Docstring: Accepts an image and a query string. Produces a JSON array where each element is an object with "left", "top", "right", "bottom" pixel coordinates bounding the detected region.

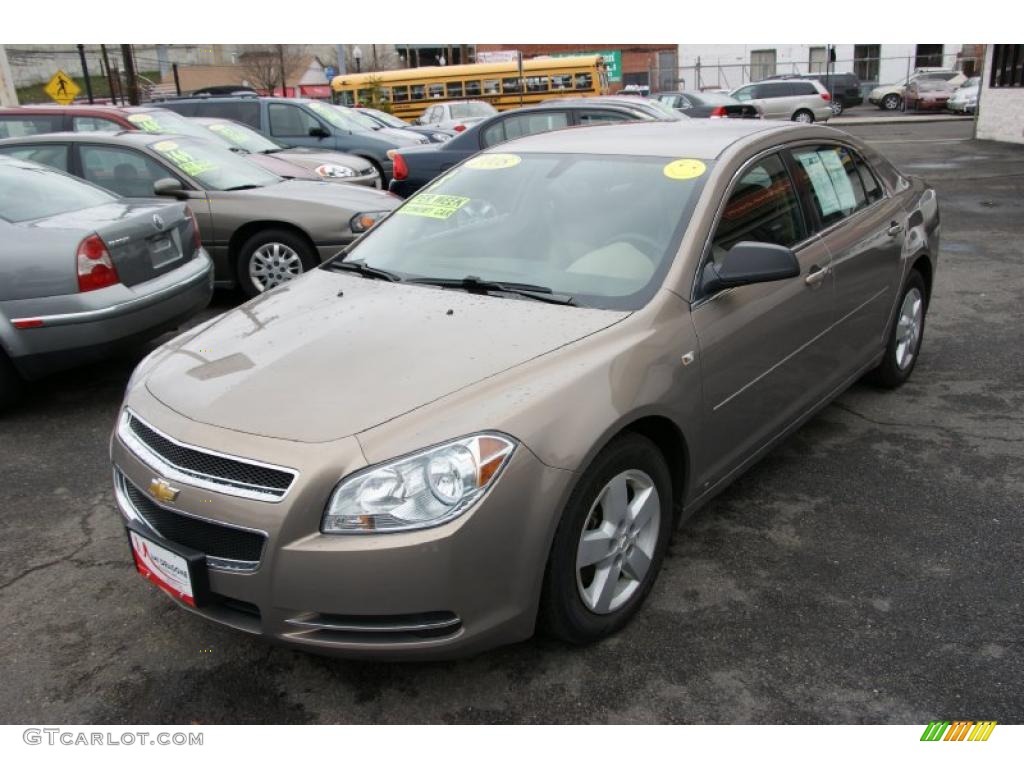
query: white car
[
  {"left": 869, "top": 69, "right": 967, "bottom": 110},
  {"left": 947, "top": 76, "right": 980, "bottom": 114}
]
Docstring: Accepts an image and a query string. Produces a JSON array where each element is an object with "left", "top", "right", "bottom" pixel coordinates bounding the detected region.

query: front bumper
[
  {"left": 109, "top": 392, "right": 575, "bottom": 659},
  {"left": 5, "top": 250, "right": 213, "bottom": 380}
]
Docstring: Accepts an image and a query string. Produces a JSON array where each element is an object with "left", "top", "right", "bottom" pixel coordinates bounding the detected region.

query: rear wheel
[
  {"left": 236, "top": 228, "right": 317, "bottom": 298},
  {"left": 793, "top": 109, "right": 815, "bottom": 123},
  {"left": 541, "top": 433, "right": 673, "bottom": 644},
  {"left": 831, "top": 100, "right": 844, "bottom": 117},
  {"left": 0, "top": 351, "right": 24, "bottom": 413},
  {"left": 882, "top": 93, "right": 902, "bottom": 111},
  {"left": 867, "top": 271, "right": 928, "bottom": 389}
]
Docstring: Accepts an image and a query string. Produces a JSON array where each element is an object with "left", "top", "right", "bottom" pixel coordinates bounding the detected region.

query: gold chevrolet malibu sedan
[{"left": 111, "top": 120, "right": 938, "bottom": 659}]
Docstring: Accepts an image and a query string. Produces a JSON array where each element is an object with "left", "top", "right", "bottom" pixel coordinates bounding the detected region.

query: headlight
[
  {"left": 316, "top": 163, "right": 356, "bottom": 179},
  {"left": 350, "top": 210, "right": 389, "bottom": 233},
  {"left": 322, "top": 433, "right": 516, "bottom": 533},
  {"left": 431, "top": 132, "right": 450, "bottom": 142}
]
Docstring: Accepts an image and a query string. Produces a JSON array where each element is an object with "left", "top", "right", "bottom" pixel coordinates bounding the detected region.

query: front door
[{"left": 690, "top": 152, "right": 838, "bottom": 491}]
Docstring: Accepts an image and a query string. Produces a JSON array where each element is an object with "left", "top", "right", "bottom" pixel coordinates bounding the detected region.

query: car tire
[
  {"left": 882, "top": 93, "right": 902, "bottom": 111},
  {"left": 793, "top": 109, "right": 815, "bottom": 123},
  {"left": 236, "top": 228, "right": 317, "bottom": 298},
  {"left": 866, "top": 271, "right": 928, "bottom": 389},
  {"left": 831, "top": 100, "right": 844, "bottom": 117},
  {"left": 0, "top": 350, "right": 24, "bottom": 413},
  {"left": 540, "top": 433, "right": 673, "bottom": 645}
]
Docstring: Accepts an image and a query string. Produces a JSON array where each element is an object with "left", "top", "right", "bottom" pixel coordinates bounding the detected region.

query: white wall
[{"left": 976, "top": 48, "right": 1024, "bottom": 145}]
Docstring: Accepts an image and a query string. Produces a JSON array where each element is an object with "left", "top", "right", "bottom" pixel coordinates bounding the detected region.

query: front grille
[
  {"left": 122, "top": 474, "right": 266, "bottom": 566},
  {"left": 122, "top": 411, "right": 296, "bottom": 501}
]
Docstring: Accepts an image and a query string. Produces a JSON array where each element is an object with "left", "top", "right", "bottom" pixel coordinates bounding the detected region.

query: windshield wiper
[
  {"left": 407, "top": 275, "right": 574, "bottom": 305},
  {"left": 327, "top": 259, "right": 401, "bottom": 282},
  {"left": 222, "top": 183, "right": 263, "bottom": 191}
]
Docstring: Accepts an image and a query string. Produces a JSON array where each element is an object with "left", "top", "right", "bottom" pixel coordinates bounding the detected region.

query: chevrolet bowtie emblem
[{"left": 148, "top": 478, "right": 180, "bottom": 503}]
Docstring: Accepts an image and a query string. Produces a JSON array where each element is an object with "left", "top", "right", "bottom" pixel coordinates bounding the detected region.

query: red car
[
  {"left": 904, "top": 80, "right": 956, "bottom": 111},
  {"left": 0, "top": 104, "right": 196, "bottom": 137}
]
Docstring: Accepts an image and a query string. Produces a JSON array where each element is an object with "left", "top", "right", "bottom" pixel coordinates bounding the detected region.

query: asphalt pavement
[{"left": 1, "top": 120, "right": 1021, "bottom": 724}]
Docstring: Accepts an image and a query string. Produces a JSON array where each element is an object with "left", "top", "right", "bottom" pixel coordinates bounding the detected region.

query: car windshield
[
  {"left": 307, "top": 102, "right": 371, "bottom": 132},
  {"left": 343, "top": 152, "right": 711, "bottom": 310},
  {"left": 126, "top": 110, "right": 209, "bottom": 138},
  {"left": 449, "top": 102, "right": 496, "bottom": 119},
  {"left": 147, "top": 136, "right": 281, "bottom": 190},
  {"left": 202, "top": 120, "right": 280, "bottom": 153},
  {"left": 0, "top": 161, "right": 116, "bottom": 222}
]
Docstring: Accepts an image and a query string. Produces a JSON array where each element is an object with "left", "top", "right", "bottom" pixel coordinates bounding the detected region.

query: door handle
[
  {"left": 805, "top": 265, "right": 830, "bottom": 287},
  {"left": 887, "top": 222, "right": 905, "bottom": 237}
]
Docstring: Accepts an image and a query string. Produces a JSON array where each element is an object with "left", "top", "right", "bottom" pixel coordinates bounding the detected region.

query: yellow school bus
[{"left": 330, "top": 55, "right": 609, "bottom": 120}]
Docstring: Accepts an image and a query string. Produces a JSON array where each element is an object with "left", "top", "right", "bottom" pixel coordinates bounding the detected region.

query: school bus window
[
  {"left": 483, "top": 79, "right": 500, "bottom": 95},
  {"left": 410, "top": 84, "right": 425, "bottom": 100},
  {"left": 502, "top": 77, "right": 523, "bottom": 93},
  {"left": 526, "top": 76, "right": 549, "bottom": 93},
  {"left": 392, "top": 85, "right": 409, "bottom": 102},
  {"left": 465, "top": 80, "right": 482, "bottom": 97},
  {"left": 428, "top": 83, "right": 444, "bottom": 99},
  {"left": 446, "top": 82, "right": 464, "bottom": 98},
  {"left": 551, "top": 74, "right": 572, "bottom": 90},
  {"left": 575, "top": 72, "right": 593, "bottom": 90},
  {"left": 337, "top": 91, "right": 355, "bottom": 106}
]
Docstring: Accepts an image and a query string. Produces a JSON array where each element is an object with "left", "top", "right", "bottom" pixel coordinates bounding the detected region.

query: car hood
[
  {"left": 144, "top": 269, "right": 627, "bottom": 442},
  {"left": 275, "top": 148, "right": 374, "bottom": 172},
  {"left": 229, "top": 178, "right": 396, "bottom": 209},
  {"left": 375, "top": 127, "right": 429, "bottom": 146}
]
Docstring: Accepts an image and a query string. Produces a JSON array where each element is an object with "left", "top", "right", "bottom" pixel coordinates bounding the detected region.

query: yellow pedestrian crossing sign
[{"left": 45, "top": 70, "right": 80, "bottom": 105}]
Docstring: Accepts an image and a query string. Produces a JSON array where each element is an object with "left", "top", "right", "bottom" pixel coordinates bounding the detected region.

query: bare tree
[{"left": 240, "top": 45, "right": 307, "bottom": 94}]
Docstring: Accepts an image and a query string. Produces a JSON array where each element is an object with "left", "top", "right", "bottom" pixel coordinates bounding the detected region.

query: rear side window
[
  {"left": 710, "top": 153, "right": 806, "bottom": 260},
  {"left": 163, "top": 101, "right": 199, "bottom": 117},
  {"left": 481, "top": 111, "right": 569, "bottom": 147},
  {"left": 0, "top": 161, "right": 115, "bottom": 222},
  {"left": 576, "top": 110, "right": 631, "bottom": 125},
  {"left": 853, "top": 152, "right": 884, "bottom": 203},
  {"left": 196, "top": 100, "right": 260, "bottom": 128},
  {"left": 0, "top": 114, "right": 63, "bottom": 138},
  {"left": 0, "top": 143, "right": 70, "bottom": 172},
  {"left": 72, "top": 115, "right": 123, "bottom": 132},
  {"left": 790, "top": 145, "right": 870, "bottom": 227}
]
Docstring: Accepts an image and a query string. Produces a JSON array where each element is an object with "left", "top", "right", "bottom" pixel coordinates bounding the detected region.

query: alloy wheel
[
  {"left": 575, "top": 469, "right": 661, "bottom": 615},
  {"left": 895, "top": 287, "right": 924, "bottom": 370}
]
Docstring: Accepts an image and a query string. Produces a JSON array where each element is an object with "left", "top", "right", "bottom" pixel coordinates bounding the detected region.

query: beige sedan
[{"left": 111, "top": 120, "right": 939, "bottom": 658}]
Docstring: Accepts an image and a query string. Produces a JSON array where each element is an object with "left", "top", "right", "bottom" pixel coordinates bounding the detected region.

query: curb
[{"left": 830, "top": 114, "right": 974, "bottom": 126}]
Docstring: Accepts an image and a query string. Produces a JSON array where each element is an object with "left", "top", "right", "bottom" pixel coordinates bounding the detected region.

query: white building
[
  {"left": 676, "top": 44, "right": 978, "bottom": 92},
  {"left": 976, "top": 45, "right": 1024, "bottom": 145}
]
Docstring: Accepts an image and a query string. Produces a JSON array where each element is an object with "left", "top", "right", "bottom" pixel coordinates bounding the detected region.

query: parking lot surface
[{"left": 1, "top": 120, "right": 1021, "bottom": 724}]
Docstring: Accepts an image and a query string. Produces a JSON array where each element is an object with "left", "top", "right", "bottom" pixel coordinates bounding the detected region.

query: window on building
[
  {"left": 915, "top": 44, "right": 944, "bottom": 69},
  {"left": 853, "top": 44, "right": 881, "bottom": 83},
  {"left": 750, "top": 49, "right": 777, "bottom": 81},
  {"left": 990, "top": 44, "right": 1024, "bottom": 88},
  {"left": 808, "top": 47, "right": 827, "bottom": 74}
]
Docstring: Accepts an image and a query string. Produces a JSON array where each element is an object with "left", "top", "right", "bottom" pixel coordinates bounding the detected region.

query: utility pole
[
  {"left": 77, "top": 44, "right": 94, "bottom": 103},
  {"left": 100, "top": 44, "right": 116, "bottom": 103},
  {"left": 277, "top": 44, "right": 287, "bottom": 97},
  {"left": 121, "top": 44, "right": 139, "bottom": 105},
  {"left": 0, "top": 45, "right": 18, "bottom": 106}
]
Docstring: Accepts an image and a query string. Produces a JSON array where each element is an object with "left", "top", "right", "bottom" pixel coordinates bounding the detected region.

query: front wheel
[
  {"left": 236, "top": 228, "right": 317, "bottom": 298},
  {"left": 831, "top": 100, "right": 844, "bottom": 117},
  {"left": 882, "top": 93, "right": 902, "bottom": 111},
  {"left": 540, "top": 433, "right": 673, "bottom": 644},
  {"left": 0, "top": 350, "right": 24, "bottom": 413},
  {"left": 793, "top": 109, "right": 814, "bottom": 124},
  {"left": 866, "top": 271, "right": 928, "bottom": 389}
]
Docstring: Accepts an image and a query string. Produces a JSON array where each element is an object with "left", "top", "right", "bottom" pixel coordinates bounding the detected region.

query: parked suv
[
  {"left": 730, "top": 79, "right": 833, "bottom": 123},
  {"left": 157, "top": 97, "right": 427, "bottom": 182},
  {"left": 763, "top": 71, "right": 862, "bottom": 115}
]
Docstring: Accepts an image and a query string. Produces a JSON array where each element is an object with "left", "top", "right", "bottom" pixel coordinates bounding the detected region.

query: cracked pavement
[{"left": 1, "top": 120, "right": 1021, "bottom": 724}]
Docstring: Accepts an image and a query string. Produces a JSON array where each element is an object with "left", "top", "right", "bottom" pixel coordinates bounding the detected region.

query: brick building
[{"left": 474, "top": 44, "right": 678, "bottom": 93}]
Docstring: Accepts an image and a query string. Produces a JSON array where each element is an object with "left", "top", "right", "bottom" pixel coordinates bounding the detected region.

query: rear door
[
  {"left": 691, "top": 151, "right": 837, "bottom": 488},
  {"left": 786, "top": 143, "right": 906, "bottom": 373}
]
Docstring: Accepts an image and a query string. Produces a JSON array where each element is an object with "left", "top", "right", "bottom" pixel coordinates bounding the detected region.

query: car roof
[
  {"left": 491, "top": 119, "right": 795, "bottom": 160},
  {"left": 0, "top": 130, "right": 182, "bottom": 147},
  {"left": 0, "top": 104, "right": 169, "bottom": 116}
]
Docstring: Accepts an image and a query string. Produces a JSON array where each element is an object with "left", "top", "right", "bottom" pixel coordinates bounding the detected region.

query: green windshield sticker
[
  {"left": 398, "top": 194, "right": 470, "bottom": 220},
  {"left": 127, "top": 114, "right": 163, "bottom": 133},
  {"left": 152, "top": 143, "right": 216, "bottom": 178},
  {"left": 207, "top": 123, "right": 250, "bottom": 145},
  {"left": 465, "top": 153, "right": 521, "bottom": 170}
]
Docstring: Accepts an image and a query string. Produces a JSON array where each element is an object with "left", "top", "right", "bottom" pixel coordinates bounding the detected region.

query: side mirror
[
  {"left": 702, "top": 241, "right": 800, "bottom": 295},
  {"left": 309, "top": 126, "right": 330, "bottom": 138},
  {"left": 153, "top": 177, "right": 189, "bottom": 199}
]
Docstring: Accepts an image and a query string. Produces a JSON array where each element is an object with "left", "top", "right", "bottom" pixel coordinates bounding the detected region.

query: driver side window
[
  {"left": 269, "top": 104, "right": 322, "bottom": 137},
  {"left": 710, "top": 154, "right": 806, "bottom": 266}
]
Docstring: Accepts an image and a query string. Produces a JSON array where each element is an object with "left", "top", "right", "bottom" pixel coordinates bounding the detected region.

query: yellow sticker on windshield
[
  {"left": 153, "top": 140, "right": 178, "bottom": 152},
  {"left": 466, "top": 153, "right": 521, "bottom": 170},
  {"left": 663, "top": 159, "right": 706, "bottom": 180},
  {"left": 398, "top": 193, "right": 471, "bottom": 220},
  {"left": 128, "top": 114, "right": 162, "bottom": 133}
]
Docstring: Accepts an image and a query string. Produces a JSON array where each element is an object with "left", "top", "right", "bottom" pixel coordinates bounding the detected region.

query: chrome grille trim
[
  {"left": 113, "top": 468, "right": 265, "bottom": 573},
  {"left": 117, "top": 409, "right": 298, "bottom": 503}
]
